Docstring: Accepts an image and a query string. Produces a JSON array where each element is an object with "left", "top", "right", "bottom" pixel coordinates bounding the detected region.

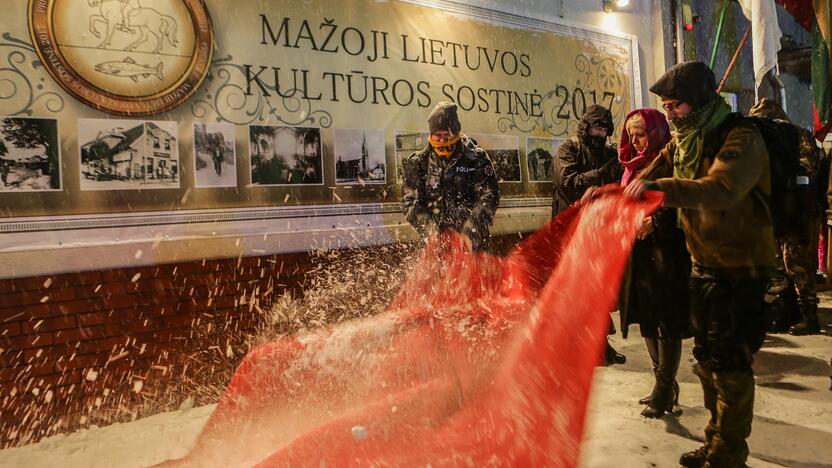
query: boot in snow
[
  {"left": 679, "top": 445, "right": 708, "bottom": 468},
  {"left": 789, "top": 302, "right": 821, "bottom": 335}
]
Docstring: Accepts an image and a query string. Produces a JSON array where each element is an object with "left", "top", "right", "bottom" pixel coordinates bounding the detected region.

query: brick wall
[
  {"left": 0, "top": 252, "right": 312, "bottom": 449},
  {"left": 0, "top": 232, "right": 525, "bottom": 449}
]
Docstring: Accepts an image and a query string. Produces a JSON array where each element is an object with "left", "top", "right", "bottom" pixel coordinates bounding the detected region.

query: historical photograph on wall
[
  {"left": 79, "top": 119, "right": 180, "bottom": 190},
  {"left": 526, "top": 137, "right": 560, "bottom": 183},
  {"left": 0, "top": 117, "right": 61, "bottom": 192},
  {"left": 468, "top": 133, "right": 521, "bottom": 182},
  {"left": 194, "top": 123, "right": 236, "bottom": 188},
  {"left": 249, "top": 125, "right": 323, "bottom": 186},
  {"left": 393, "top": 131, "right": 429, "bottom": 183},
  {"left": 334, "top": 128, "right": 386, "bottom": 185}
]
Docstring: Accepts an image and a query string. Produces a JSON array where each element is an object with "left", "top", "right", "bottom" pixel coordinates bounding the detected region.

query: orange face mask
[{"left": 429, "top": 133, "right": 461, "bottom": 157}]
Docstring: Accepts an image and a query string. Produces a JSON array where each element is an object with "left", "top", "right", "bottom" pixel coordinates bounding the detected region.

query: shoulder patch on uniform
[{"left": 484, "top": 165, "right": 494, "bottom": 177}]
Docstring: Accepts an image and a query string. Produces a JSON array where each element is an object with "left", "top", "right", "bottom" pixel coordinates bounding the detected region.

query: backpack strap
[{"left": 704, "top": 112, "right": 745, "bottom": 156}]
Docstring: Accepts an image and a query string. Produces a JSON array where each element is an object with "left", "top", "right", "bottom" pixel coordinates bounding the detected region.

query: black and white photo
[
  {"left": 468, "top": 133, "right": 521, "bottom": 182},
  {"left": 0, "top": 117, "right": 61, "bottom": 192},
  {"left": 249, "top": 125, "right": 323, "bottom": 186},
  {"left": 393, "top": 131, "right": 429, "bottom": 183},
  {"left": 334, "top": 128, "right": 386, "bottom": 185},
  {"left": 79, "top": 119, "right": 180, "bottom": 190},
  {"left": 194, "top": 123, "right": 236, "bottom": 188},
  {"left": 526, "top": 137, "right": 560, "bottom": 182}
]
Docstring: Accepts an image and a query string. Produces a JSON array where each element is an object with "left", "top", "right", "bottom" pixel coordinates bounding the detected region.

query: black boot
[
  {"left": 679, "top": 445, "right": 708, "bottom": 468},
  {"left": 603, "top": 340, "right": 626, "bottom": 366},
  {"left": 641, "top": 383, "right": 674, "bottom": 418},
  {"left": 640, "top": 337, "right": 660, "bottom": 404},
  {"left": 789, "top": 302, "right": 821, "bottom": 335},
  {"left": 769, "top": 283, "right": 800, "bottom": 333},
  {"left": 642, "top": 381, "right": 681, "bottom": 407}
]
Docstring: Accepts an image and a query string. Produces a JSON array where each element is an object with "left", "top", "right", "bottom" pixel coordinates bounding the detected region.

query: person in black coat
[
  {"left": 617, "top": 108, "right": 691, "bottom": 418},
  {"left": 402, "top": 101, "right": 500, "bottom": 252},
  {"left": 552, "top": 104, "right": 626, "bottom": 365},
  {"left": 551, "top": 104, "right": 623, "bottom": 217}
]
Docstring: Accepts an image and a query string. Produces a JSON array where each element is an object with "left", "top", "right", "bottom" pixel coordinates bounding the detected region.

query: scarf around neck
[
  {"left": 618, "top": 108, "right": 671, "bottom": 186},
  {"left": 671, "top": 97, "right": 732, "bottom": 180}
]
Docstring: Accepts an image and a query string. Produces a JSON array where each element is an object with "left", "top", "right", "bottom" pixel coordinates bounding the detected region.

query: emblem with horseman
[
  {"left": 88, "top": 0, "right": 180, "bottom": 54},
  {"left": 30, "top": 0, "right": 213, "bottom": 115}
]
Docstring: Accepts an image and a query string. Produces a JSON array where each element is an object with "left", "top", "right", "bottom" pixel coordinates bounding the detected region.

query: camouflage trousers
[{"left": 771, "top": 220, "right": 820, "bottom": 306}]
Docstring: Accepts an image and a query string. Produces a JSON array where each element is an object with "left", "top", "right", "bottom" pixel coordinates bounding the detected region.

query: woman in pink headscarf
[{"left": 618, "top": 108, "right": 692, "bottom": 418}]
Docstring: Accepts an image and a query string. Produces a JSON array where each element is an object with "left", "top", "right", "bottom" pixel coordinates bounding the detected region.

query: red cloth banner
[{"left": 164, "top": 189, "right": 662, "bottom": 467}]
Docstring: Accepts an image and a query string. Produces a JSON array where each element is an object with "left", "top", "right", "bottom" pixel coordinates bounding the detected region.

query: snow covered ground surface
[{"left": 1, "top": 309, "right": 830, "bottom": 467}]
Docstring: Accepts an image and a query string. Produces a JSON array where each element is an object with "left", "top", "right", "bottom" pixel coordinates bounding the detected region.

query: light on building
[{"left": 602, "top": 0, "right": 631, "bottom": 13}]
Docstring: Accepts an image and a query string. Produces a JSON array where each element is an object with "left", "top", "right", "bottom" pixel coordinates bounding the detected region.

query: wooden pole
[{"left": 716, "top": 25, "right": 751, "bottom": 94}]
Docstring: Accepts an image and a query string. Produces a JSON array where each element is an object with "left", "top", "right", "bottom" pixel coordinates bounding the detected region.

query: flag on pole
[
  {"left": 811, "top": 0, "right": 832, "bottom": 141},
  {"left": 738, "top": 0, "right": 784, "bottom": 90}
]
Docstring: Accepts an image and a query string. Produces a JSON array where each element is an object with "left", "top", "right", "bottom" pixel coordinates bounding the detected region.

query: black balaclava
[{"left": 577, "top": 104, "right": 614, "bottom": 149}]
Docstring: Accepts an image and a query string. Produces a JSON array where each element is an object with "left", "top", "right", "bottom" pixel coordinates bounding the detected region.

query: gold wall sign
[
  {"left": 2, "top": 0, "right": 639, "bottom": 218},
  {"left": 28, "top": 0, "right": 213, "bottom": 116}
]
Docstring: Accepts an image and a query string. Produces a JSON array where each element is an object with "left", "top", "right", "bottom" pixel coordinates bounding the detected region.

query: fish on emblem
[{"left": 94, "top": 57, "right": 164, "bottom": 82}]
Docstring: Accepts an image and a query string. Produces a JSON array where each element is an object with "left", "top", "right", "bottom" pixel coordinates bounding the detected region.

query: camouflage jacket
[{"left": 401, "top": 135, "right": 500, "bottom": 251}]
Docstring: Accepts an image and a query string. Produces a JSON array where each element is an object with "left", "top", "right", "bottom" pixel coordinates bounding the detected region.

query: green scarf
[{"left": 671, "top": 97, "right": 733, "bottom": 180}]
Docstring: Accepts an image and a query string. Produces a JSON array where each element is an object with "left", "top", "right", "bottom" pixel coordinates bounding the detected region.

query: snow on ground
[
  {"left": 0, "top": 405, "right": 214, "bottom": 468},
  {"left": 1, "top": 316, "right": 830, "bottom": 467}
]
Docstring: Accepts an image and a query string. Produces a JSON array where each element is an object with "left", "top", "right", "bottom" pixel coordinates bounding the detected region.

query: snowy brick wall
[
  {"left": 0, "top": 253, "right": 310, "bottom": 449},
  {"left": 0, "top": 232, "right": 524, "bottom": 449}
]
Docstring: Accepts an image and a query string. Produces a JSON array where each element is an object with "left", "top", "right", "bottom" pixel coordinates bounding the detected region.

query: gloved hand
[
  {"left": 601, "top": 158, "right": 622, "bottom": 179},
  {"left": 580, "top": 186, "right": 601, "bottom": 205},
  {"left": 623, "top": 179, "right": 659, "bottom": 199},
  {"left": 461, "top": 218, "right": 479, "bottom": 250},
  {"left": 414, "top": 212, "right": 438, "bottom": 238}
]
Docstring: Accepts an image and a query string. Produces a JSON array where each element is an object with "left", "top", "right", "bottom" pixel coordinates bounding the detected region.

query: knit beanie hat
[{"left": 428, "top": 101, "right": 461, "bottom": 135}]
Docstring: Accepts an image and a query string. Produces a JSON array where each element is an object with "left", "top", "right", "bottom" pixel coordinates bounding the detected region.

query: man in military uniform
[
  {"left": 749, "top": 98, "right": 824, "bottom": 335},
  {"left": 401, "top": 101, "right": 500, "bottom": 252}
]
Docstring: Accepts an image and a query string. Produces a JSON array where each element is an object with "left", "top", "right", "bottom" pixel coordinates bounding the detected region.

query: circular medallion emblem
[{"left": 29, "top": 0, "right": 213, "bottom": 116}]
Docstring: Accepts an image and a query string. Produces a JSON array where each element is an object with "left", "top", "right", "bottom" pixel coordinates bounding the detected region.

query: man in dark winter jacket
[
  {"left": 551, "top": 104, "right": 623, "bottom": 216},
  {"left": 551, "top": 104, "right": 626, "bottom": 366},
  {"left": 626, "top": 61, "right": 776, "bottom": 468},
  {"left": 401, "top": 101, "right": 500, "bottom": 252}
]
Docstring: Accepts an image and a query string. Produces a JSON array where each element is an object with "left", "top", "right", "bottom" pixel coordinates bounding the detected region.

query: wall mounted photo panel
[
  {"left": 0, "top": 116, "right": 61, "bottom": 192},
  {"left": 249, "top": 125, "right": 323, "bottom": 186},
  {"left": 79, "top": 119, "right": 180, "bottom": 190},
  {"left": 393, "top": 131, "right": 429, "bottom": 183},
  {"left": 334, "top": 128, "right": 386, "bottom": 185},
  {"left": 526, "top": 136, "right": 560, "bottom": 182},
  {"left": 194, "top": 123, "right": 236, "bottom": 188},
  {"left": 467, "top": 133, "right": 521, "bottom": 183}
]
